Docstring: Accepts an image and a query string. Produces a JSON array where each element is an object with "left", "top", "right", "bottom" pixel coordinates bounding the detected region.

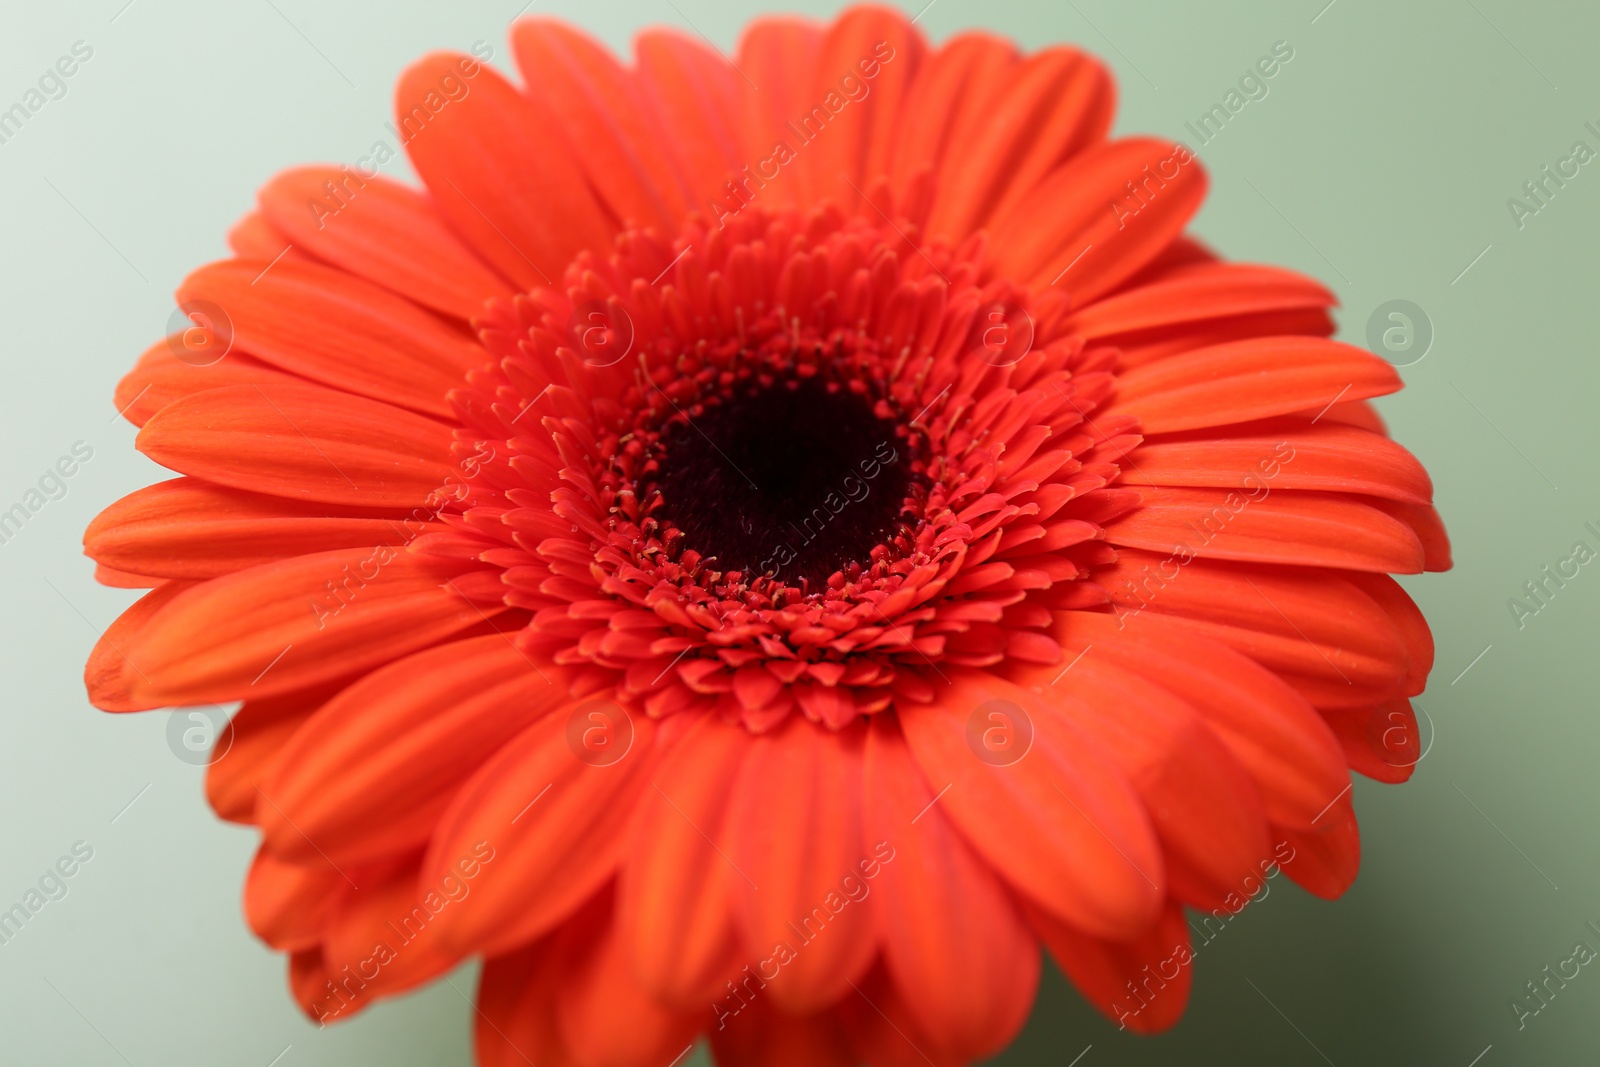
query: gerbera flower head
[{"left": 84, "top": 6, "right": 1448, "bottom": 1065}]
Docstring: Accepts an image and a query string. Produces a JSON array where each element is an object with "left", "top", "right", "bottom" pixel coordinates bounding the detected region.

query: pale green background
[{"left": 1, "top": 0, "right": 1594, "bottom": 1063}]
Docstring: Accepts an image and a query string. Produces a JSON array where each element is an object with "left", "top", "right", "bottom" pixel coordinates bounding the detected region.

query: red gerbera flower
[{"left": 84, "top": 6, "right": 1449, "bottom": 1065}]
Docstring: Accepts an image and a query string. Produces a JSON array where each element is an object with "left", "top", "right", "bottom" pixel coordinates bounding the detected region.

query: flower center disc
[{"left": 654, "top": 376, "right": 913, "bottom": 587}]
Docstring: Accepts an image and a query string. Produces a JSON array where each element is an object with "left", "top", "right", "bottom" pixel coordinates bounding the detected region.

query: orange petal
[
  {"left": 618, "top": 712, "right": 744, "bottom": 1008},
  {"left": 85, "top": 477, "right": 425, "bottom": 581},
  {"left": 122, "top": 549, "right": 492, "bottom": 705},
  {"left": 512, "top": 20, "right": 688, "bottom": 229},
  {"left": 1103, "top": 487, "right": 1426, "bottom": 573},
  {"left": 137, "top": 382, "right": 456, "bottom": 509},
  {"left": 399, "top": 52, "right": 612, "bottom": 289},
  {"left": 85, "top": 580, "right": 195, "bottom": 711},
  {"left": 113, "top": 337, "right": 302, "bottom": 428},
  {"left": 421, "top": 703, "right": 658, "bottom": 956},
  {"left": 258, "top": 167, "right": 515, "bottom": 321},
  {"left": 1104, "top": 336, "right": 1401, "bottom": 433},
  {"left": 244, "top": 847, "right": 342, "bottom": 952},
  {"left": 207, "top": 682, "right": 345, "bottom": 823},
  {"left": 261, "top": 635, "right": 558, "bottom": 866},
  {"left": 929, "top": 45, "right": 1112, "bottom": 241},
  {"left": 864, "top": 718, "right": 1038, "bottom": 1061},
  {"left": 1116, "top": 422, "right": 1433, "bottom": 505},
  {"left": 555, "top": 907, "right": 701, "bottom": 1067},
  {"left": 176, "top": 259, "right": 483, "bottom": 419},
  {"left": 1046, "top": 610, "right": 1348, "bottom": 832},
  {"left": 726, "top": 717, "right": 877, "bottom": 1013},
  {"left": 989, "top": 137, "right": 1204, "bottom": 300},
  {"left": 634, "top": 31, "right": 744, "bottom": 211},
  {"left": 897, "top": 669, "right": 1163, "bottom": 939}
]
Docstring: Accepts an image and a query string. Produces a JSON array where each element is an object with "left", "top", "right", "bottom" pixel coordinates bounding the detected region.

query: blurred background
[{"left": 1, "top": 0, "right": 1595, "bottom": 1063}]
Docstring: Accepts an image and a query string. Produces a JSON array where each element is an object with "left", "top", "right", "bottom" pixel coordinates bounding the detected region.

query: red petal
[
  {"left": 1372, "top": 498, "right": 1452, "bottom": 572},
  {"left": 288, "top": 949, "right": 332, "bottom": 1023},
  {"left": 889, "top": 33, "right": 1018, "bottom": 206},
  {"left": 834, "top": 962, "right": 960, "bottom": 1067},
  {"left": 319, "top": 859, "right": 465, "bottom": 1004},
  {"left": 634, "top": 32, "right": 744, "bottom": 212},
  {"left": 735, "top": 19, "right": 824, "bottom": 211},
  {"left": 1323, "top": 699, "right": 1420, "bottom": 784},
  {"left": 1065, "top": 262, "right": 1334, "bottom": 342},
  {"left": 1025, "top": 897, "right": 1194, "bottom": 1034},
  {"left": 711, "top": 995, "right": 855, "bottom": 1067},
  {"left": 1347, "top": 572, "right": 1436, "bottom": 695},
  {"left": 1311, "top": 398, "right": 1387, "bottom": 434},
  {"left": 1097, "top": 551, "right": 1412, "bottom": 703},
  {"left": 476, "top": 935, "right": 577, "bottom": 1067},
  {"left": 227, "top": 210, "right": 298, "bottom": 262},
  {"left": 1277, "top": 792, "right": 1361, "bottom": 899},
  {"left": 92, "top": 563, "right": 161, "bottom": 588},
  {"left": 1033, "top": 651, "right": 1272, "bottom": 910},
  {"left": 804, "top": 7, "right": 926, "bottom": 206}
]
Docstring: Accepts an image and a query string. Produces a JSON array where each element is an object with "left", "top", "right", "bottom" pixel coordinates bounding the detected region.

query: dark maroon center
[{"left": 654, "top": 376, "right": 912, "bottom": 587}]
